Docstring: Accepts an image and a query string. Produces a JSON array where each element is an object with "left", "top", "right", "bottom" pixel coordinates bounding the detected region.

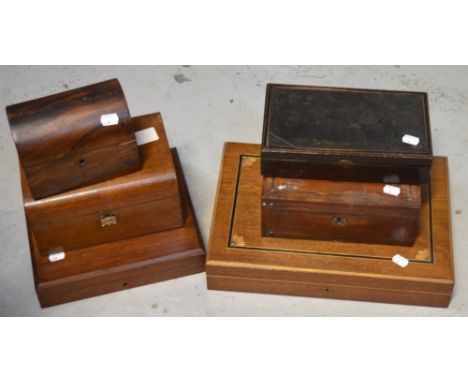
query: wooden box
[
  {"left": 27, "top": 149, "right": 205, "bottom": 308},
  {"left": 262, "top": 175, "right": 421, "bottom": 246},
  {"left": 22, "top": 113, "right": 183, "bottom": 257},
  {"left": 7, "top": 79, "right": 141, "bottom": 199},
  {"left": 207, "top": 143, "right": 454, "bottom": 307},
  {"left": 261, "top": 84, "right": 433, "bottom": 184}
]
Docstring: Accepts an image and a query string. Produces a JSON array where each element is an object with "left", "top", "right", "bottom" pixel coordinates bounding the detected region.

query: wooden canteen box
[
  {"left": 261, "top": 84, "right": 433, "bottom": 184},
  {"left": 206, "top": 143, "right": 454, "bottom": 308},
  {"left": 22, "top": 113, "right": 183, "bottom": 257},
  {"left": 261, "top": 175, "right": 421, "bottom": 246},
  {"left": 7, "top": 79, "right": 142, "bottom": 199}
]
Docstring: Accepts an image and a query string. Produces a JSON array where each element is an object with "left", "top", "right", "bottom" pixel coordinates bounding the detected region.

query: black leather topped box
[{"left": 261, "top": 84, "right": 433, "bottom": 184}]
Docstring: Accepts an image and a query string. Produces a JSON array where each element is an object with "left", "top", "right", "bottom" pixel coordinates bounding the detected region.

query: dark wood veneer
[{"left": 8, "top": 79, "right": 142, "bottom": 198}]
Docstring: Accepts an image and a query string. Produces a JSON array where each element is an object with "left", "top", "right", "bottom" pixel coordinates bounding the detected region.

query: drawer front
[
  {"left": 32, "top": 196, "right": 183, "bottom": 256},
  {"left": 262, "top": 206, "right": 419, "bottom": 246}
]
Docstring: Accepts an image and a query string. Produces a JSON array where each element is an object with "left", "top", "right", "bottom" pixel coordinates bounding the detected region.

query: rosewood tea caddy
[{"left": 7, "top": 79, "right": 141, "bottom": 199}]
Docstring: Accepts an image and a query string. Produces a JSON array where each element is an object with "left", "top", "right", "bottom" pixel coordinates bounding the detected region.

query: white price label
[
  {"left": 402, "top": 134, "right": 420, "bottom": 146},
  {"left": 135, "top": 127, "right": 159, "bottom": 146},
  {"left": 383, "top": 185, "right": 401, "bottom": 196},
  {"left": 100, "top": 113, "right": 119, "bottom": 127},
  {"left": 392, "top": 254, "right": 409, "bottom": 268},
  {"left": 48, "top": 251, "right": 65, "bottom": 262}
]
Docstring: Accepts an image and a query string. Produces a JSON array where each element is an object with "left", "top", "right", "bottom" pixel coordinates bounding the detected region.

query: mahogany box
[
  {"left": 261, "top": 84, "right": 433, "bottom": 184},
  {"left": 261, "top": 175, "right": 421, "bottom": 246},
  {"left": 27, "top": 149, "right": 205, "bottom": 308},
  {"left": 7, "top": 79, "right": 142, "bottom": 199},
  {"left": 206, "top": 143, "right": 454, "bottom": 307},
  {"left": 22, "top": 112, "right": 183, "bottom": 258}
]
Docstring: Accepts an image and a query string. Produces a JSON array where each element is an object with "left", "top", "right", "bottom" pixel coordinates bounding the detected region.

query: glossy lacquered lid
[{"left": 7, "top": 78, "right": 134, "bottom": 168}]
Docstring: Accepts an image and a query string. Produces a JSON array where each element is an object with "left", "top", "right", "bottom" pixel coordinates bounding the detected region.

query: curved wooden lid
[{"left": 7, "top": 79, "right": 134, "bottom": 168}]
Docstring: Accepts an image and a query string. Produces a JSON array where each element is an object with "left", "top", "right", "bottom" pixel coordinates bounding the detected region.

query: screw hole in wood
[{"left": 331, "top": 216, "right": 347, "bottom": 227}]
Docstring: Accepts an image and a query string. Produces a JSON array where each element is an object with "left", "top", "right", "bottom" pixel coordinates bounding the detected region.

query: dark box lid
[{"left": 262, "top": 84, "right": 433, "bottom": 166}]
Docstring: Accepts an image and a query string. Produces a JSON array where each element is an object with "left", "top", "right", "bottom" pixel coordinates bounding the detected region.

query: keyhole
[
  {"left": 79, "top": 159, "right": 86, "bottom": 167},
  {"left": 332, "top": 216, "right": 347, "bottom": 227}
]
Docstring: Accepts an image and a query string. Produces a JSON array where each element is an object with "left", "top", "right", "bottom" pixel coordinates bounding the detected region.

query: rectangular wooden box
[
  {"left": 262, "top": 175, "right": 421, "bottom": 246},
  {"left": 22, "top": 112, "right": 183, "bottom": 257},
  {"left": 28, "top": 149, "right": 205, "bottom": 308},
  {"left": 7, "top": 79, "right": 142, "bottom": 199},
  {"left": 207, "top": 143, "right": 454, "bottom": 307},
  {"left": 261, "top": 84, "right": 433, "bottom": 184}
]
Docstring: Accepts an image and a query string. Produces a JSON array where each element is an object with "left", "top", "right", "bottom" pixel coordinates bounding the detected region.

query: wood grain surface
[
  {"left": 7, "top": 79, "right": 141, "bottom": 198},
  {"left": 262, "top": 172, "right": 421, "bottom": 245}
]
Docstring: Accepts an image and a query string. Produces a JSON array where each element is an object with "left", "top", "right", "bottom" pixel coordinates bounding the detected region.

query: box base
[
  {"left": 207, "top": 275, "right": 451, "bottom": 308},
  {"left": 27, "top": 149, "right": 205, "bottom": 308}
]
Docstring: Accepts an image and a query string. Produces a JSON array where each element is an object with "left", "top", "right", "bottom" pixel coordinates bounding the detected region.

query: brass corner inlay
[
  {"left": 415, "top": 248, "right": 430, "bottom": 261},
  {"left": 242, "top": 156, "right": 257, "bottom": 167},
  {"left": 231, "top": 234, "right": 246, "bottom": 247}
]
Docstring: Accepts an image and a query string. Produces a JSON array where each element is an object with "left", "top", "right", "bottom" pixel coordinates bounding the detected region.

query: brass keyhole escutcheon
[
  {"left": 332, "top": 216, "right": 347, "bottom": 227},
  {"left": 100, "top": 214, "right": 117, "bottom": 227}
]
